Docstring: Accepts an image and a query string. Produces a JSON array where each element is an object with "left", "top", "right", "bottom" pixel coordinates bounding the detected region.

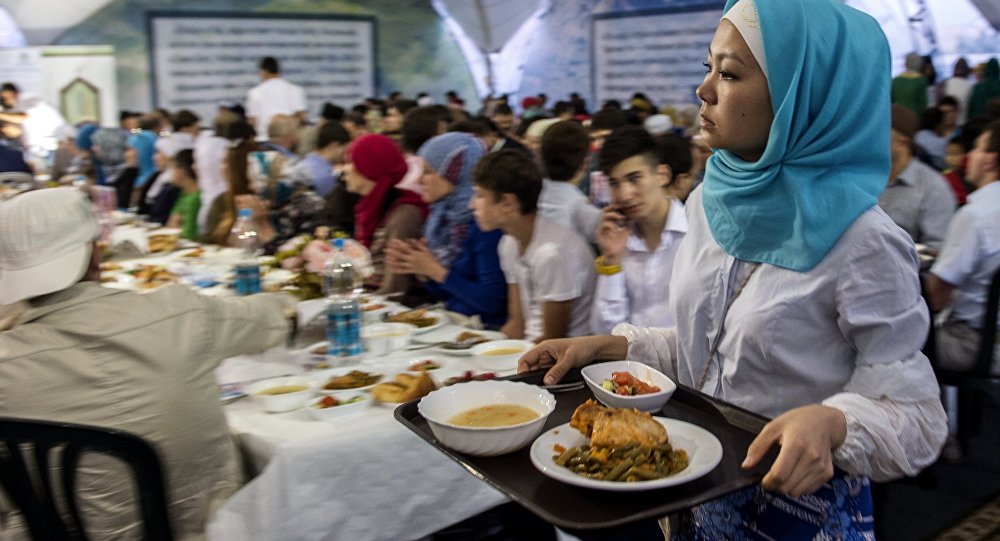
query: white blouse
[{"left": 613, "top": 188, "right": 947, "bottom": 482}]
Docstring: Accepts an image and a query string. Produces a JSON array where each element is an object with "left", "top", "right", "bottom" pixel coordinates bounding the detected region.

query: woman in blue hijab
[
  {"left": 520, "top": 0, "right": 946, "bottom": 537},
  {"left": 385, "top": 132, "right": 507, "bottom": 328}
]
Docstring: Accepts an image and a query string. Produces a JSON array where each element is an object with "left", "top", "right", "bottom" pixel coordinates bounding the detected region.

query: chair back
[
  {"left": 972, "top": 264, "right": 1000, "bottom": 377},
  {"left": 0, "top": 417, "right": 174, "bottom": 541}
]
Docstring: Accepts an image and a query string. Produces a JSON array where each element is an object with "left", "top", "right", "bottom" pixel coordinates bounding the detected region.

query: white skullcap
[{"left": 722, "top": 0, "right": 768, "bottom": 80}]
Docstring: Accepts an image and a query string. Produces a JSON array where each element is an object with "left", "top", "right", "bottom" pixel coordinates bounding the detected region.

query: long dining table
[{"left": 205, "top": 324, "right": 513, "bottom": 541}]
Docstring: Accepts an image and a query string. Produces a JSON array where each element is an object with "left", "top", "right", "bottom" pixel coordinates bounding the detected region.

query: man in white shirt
[
  {"left": 591, "top": 126, "right": 688, "bottom": 334},
  {"left": 537, "top": 120, "right": 601, "bottom": 243},
  {"left": 879, "top": 104, "right": 956, "bottom": 251},
  {"left": 245, "top": 56, "right": 307, "bottom": 142},
  {"left": 927, "top": 120, "right": 1000, "bottom": 374},
  {"left": 469, "top": 150, "right": 595, "bottom": 342}
]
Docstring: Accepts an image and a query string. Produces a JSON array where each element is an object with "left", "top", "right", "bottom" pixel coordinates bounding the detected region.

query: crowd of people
[{"left": 1, "top": 0, "right": 1000, "bottom": 536}]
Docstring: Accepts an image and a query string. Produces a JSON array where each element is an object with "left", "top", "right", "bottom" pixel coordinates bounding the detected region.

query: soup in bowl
[
  {"left": 246, "top": 375, "right": 313, "bottom": 413},
  {"left": 470, "top": 339, "right": 534, "bottom": 372},
  {"left": 418, "top": 380, "right": 556, "bottom": 456}
]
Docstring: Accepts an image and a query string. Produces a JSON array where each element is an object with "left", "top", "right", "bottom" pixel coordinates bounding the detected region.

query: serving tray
[{"left": 394, "top": 368, "right": 777, "bottom": 531}]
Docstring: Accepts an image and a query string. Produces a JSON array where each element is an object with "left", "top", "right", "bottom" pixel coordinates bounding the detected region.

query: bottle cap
[
  {"left": 238, "top": 208, "right": 253, "bottom": 218},
  {"left": 333, "top": 238, "right": 345, "bottom": 249}
]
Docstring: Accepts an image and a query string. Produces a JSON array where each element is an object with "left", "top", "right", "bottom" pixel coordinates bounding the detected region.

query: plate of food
[
  {"left": 529, "top": 400, "right": 722, "bottom": 491},
  {"left": 403, "top": 356, "right": 450, "bottom": 373},
  {"left": 414, "top": 330, "right": 507, "bottom": 355},
  {"left": 383, "top": 309, "right": 448, "bottom": 334},
  {"left": 310, "top": 368, "right": 384, "bottom": 395}
]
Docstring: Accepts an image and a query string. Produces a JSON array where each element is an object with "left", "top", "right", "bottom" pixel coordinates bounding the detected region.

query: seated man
[
  {"left": 590, "top": 126, "right": 688, "bottom": 334},
  {"left": 0, "top": 188, "right": 294, "bottom": 538},
  {"left": 927, "top": 120, "right": 1000, "bottom": 373},
  {"left": 537, "top": 120, "right": 601, "bottom": 243},
  {"left": 879, "top": 104, "right": 956, "bottom": 250},
  {"left": 470, "top": 150, "right": 595, "bottom": 342},
  {"left": 293, "top": 120, "right": 351, "bottom": 198}
]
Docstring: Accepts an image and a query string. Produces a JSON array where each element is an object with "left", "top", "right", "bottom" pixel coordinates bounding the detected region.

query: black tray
[{"left": 394, "top": 369, "right": 777, "bottom": 531}]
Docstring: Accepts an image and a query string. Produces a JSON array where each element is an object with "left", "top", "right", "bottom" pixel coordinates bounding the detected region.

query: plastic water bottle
[
  {"left": 325, "top": 238, "right": 363, "bottom": 359},
  {"left": 229, "top": 208, "right": 261, "bottom": 295}
]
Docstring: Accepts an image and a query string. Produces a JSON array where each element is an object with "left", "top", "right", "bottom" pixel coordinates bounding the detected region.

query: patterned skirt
[{"left": 673, "top": 472, "right": 874, "bottom": 541}]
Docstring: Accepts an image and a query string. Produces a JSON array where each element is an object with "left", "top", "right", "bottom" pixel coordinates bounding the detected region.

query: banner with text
[
  {"left": 592, "top": 8, "right": 722, "bottom": 109},
  {"left": 149, "top": 13, "right": 375, "bottom": 124}
]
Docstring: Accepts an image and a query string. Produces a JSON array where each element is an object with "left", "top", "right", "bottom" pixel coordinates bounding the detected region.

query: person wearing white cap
[
  {"left": 0, "top": 187, "right": 294, "bottom": 538},
  {"left": 643, "top": 113, "right": 673, "bottom": 137}
]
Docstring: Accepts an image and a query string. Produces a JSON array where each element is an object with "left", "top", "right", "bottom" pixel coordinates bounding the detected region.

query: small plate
[
  {"left": 309, "top": 367, "right": 384, "bottom": 395},
  {"left": 415, "top": 330, "right": 507, "bottom": 356},
  {"left": 402, "top": 355, "right": 451, "bottom": 374},
  {"left": 529, "top": 418, "right": 722, "bottom": 491}
]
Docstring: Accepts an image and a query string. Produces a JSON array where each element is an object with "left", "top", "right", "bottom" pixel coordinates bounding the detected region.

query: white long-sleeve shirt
[
  {"left": 612, "top": 188, "right": 947, "bottom": 482},
  {"left": 590, "top": 198, "right": 687, "bottom": 334}
]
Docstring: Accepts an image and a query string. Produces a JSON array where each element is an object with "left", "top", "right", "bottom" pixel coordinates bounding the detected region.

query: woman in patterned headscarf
[{"left": 385, "top": 132, "right": 506, "bottom": 328}]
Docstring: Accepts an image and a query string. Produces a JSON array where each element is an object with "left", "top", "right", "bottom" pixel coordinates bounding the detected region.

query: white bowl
[
  {"left": 470, "top": 339, "right": 534, "bottom": 372},
  {"left": 360, "top": 301, "right": 394, "bottom": 323},
  {"left": 580, "top": 360, "right": 676, "bottom": 413},
  {"left": 418, "top": 380, "right": 556, "bottom": 456},
  {"left": 246, "top": 376, "right": 314, "bottom": 413},
  {"left": 362, "top": 322, "right": 417, "bottom": 356},
  {"left": 305, "top": 394, "right": 371, "bottom": 421}
]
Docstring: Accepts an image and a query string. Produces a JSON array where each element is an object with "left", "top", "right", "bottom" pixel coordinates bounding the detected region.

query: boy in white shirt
[
  {"left": 537, "top": 120, "right": 601, "bottom": 243},
  {"left": 591, "top": 126, "right": 689, "bottom": 334},
  {"left": 470, "top": 150, "right": 595, "bottom": 342}
]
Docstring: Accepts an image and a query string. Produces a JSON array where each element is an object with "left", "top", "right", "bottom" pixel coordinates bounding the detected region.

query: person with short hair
[
  {"left": 470, "top": 150, "right": 595, "bottom": 342},
  {"left": 880, "top": 104, "right": 956, "bottom": 250},
  {"left": 893, "top": 52, "right": 929, "bottom": 116},
  {"left": 927, "top": 120, "right": 1000, "bottom": 374},
  {"left": 245, "top": 56, "right": 307, "bottom": 141},
  {"left": 0, "top": 187, "right": 293, "bottom": 539},
  {"left": 537, "top": 120, "right": 600, "bottom": 242},
  {"left": 294, "top": 120, "right": 350, "bottom": 197},
  {"left": 590, "top": 126, "right": 688, "bottom": 334}
]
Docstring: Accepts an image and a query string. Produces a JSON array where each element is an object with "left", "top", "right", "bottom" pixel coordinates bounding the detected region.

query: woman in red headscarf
[{"left": 344, "top": 134, "right": 428, "bottom": 293}]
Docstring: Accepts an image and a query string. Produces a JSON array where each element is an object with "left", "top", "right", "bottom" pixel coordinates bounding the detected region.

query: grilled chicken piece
[{"left": 569, "top": 399, "right": 668, "bottom": 448}]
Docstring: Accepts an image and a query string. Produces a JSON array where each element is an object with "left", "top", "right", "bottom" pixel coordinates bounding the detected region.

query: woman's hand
[
  {"left": 742, "top": 404, "right": 848, "bottom": 497},
  {"left": 385, "top": 239, "right": 447, "bottom": 283},
  {"left": 596, "top": 205, "right": 629, "bottom": 265},
  {"left": 518, "top": 335, "right": 628, "bottom": 385}
]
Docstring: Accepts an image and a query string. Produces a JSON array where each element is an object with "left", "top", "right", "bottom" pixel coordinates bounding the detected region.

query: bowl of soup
[
  {"left": 418, "top": 380, "right": 556, "bottom": 456},
  {"left": 246, "top": 376, "right": 313, "bottom": 413},
  {"left": 470, "top": 340, "right": 534, "bottom": 372}
]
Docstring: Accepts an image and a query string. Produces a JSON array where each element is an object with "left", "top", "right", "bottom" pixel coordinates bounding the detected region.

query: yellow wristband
[{"left": 595, "top": 255, "right": 621, "bottom": 275}]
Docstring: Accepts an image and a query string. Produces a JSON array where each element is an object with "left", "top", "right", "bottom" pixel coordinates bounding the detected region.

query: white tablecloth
[{"left": 206, "top": 325, "right": 510, "bottom": 541}]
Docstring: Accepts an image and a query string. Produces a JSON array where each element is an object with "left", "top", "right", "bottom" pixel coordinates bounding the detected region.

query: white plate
[
  {"left": 401, "top": 355, "right": 451, "bottom": 374},
  {"left": 529, "top": 417, "right": 723, "bottom": 491},
  {"left": 309, "top": 366, "right": 385, "bottom": 395},
  {"left": 414, "top": 329, "right": 507, "bottom": 355},
  {"left": 385, "top": 310, "right": 448, "bottom": 335}
]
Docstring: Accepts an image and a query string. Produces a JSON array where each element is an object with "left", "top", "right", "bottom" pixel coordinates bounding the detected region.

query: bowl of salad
[
  {"left": 306, "top": 394, "right": 370, "bottom": 421},
  {"left": 580, "top": 361, "right": 676, "bottom": 412}
]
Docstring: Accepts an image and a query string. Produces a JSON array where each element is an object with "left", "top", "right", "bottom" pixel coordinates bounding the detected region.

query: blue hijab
[
  {"left": 701, "top": 0, "right": 890, "bottom": 272},
  {"left": 418, "top": 132, "right": 486, "bottom": 267}
]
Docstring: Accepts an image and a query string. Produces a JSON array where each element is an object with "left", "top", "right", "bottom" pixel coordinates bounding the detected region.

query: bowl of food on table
[
  {"left": 470, "top": 340, "right": 534, "bottom": 372},
  {"left": 362, "top": 322, "right": 418, "bottom": 355},
  {"left": 306, "top": 393, "right": 371, "bottom": 421},
  {"left": 417, "top": 380, "right": 556, "bottom": 456},
  {"left": 311, "top": 368, "right": 384, "bottom": 395},
  {"left": 245, "top": 375, "right": 313, "bottom": 413},
  {"left": 580, "top": 360, "right": 676, "bottom": 413}
]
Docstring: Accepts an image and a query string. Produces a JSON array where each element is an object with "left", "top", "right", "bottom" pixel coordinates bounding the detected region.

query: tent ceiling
[
  {"left": 0, "top": 0, "right": 115, "bottom": 45},
  {"left": 435, "top": 0, "right": 541, "bottom": 53}
]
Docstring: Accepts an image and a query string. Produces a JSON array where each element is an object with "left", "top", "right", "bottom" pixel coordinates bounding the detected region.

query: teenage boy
[
  {"left": 470, "top": 150, "right": 595, "bottom": 342},
  {"left": 590, "top": 126, "right": 688, "bottom": 334},
  {"left": 537, "top": 120, "right": 601, "bottom": 243}
]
